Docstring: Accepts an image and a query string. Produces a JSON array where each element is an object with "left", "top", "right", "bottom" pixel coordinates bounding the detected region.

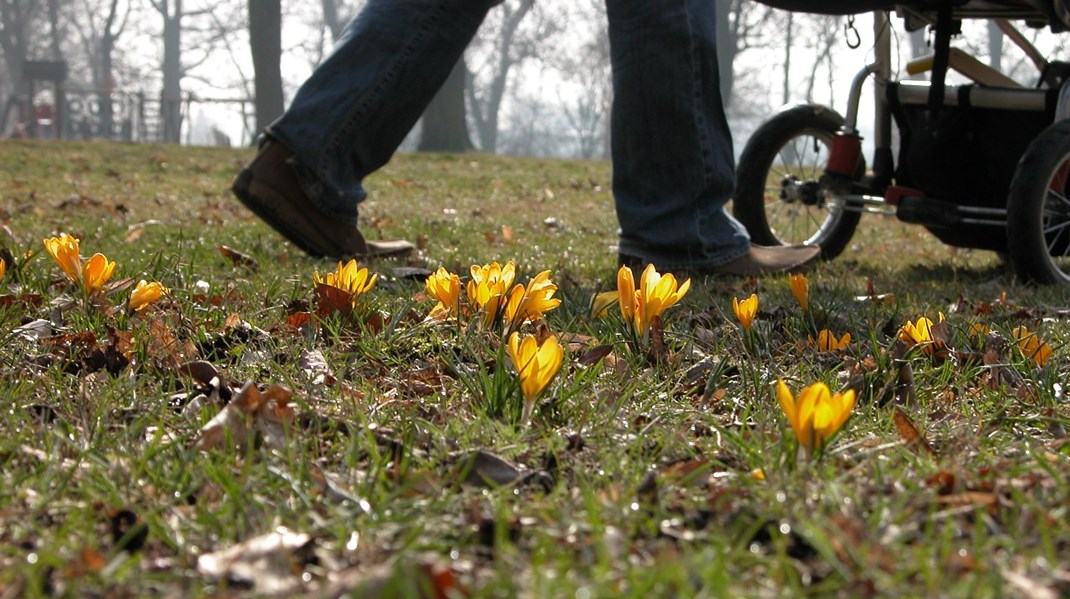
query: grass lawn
[{"left": 0, "top": 139, "right": 1067, "bottom": 597}]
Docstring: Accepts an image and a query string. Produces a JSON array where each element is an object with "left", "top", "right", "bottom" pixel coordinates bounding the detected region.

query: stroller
[{"left": 735, "top": 0, "right": 1070, "bottom": 284}]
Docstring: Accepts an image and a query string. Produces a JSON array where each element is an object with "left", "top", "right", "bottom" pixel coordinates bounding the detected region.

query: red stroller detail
[{"left": 734, "top": 0, "right": 1070, "bottom": 284}]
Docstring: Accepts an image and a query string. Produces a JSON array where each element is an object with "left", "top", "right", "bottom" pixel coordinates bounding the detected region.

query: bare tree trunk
[
  {"left": 98, "top": 0, "right": 122, "bottom": 139},
  {"left": 321, "top": 0, "right": 343, "bottom": 41},
  {"left": 159, "top": 0, "right": 184, "bottom": 143},
  {"left": 418, "top": 57, "right": 473, "bottom": 152},
  {"left": 47, "top": 0, "right": 62, "bottom": 58},
  {"left": 467, "top": 0, "right": 535, "bottom": 154},
  {"left": 987, "top": 20, "right": 1003, "bottom": 70},
  {"left": 249, "top": 0, "right": 284, "bottom": 136},
  {"left": 715, "top": 0, "right": 735, "bottom": 104},
  {"left": 0, "top": 0, "right": 37, "bottom": 135},
  {"left": 782, "top": 11, "right": 793, "bottom": 105}
]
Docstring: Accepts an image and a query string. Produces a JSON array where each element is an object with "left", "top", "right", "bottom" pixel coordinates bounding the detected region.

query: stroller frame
[{"left": 733, "top": 1, "right": 1070, "bottom": 283}]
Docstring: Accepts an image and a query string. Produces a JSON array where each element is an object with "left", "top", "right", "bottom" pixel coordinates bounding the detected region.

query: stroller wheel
[
  {"left": 1007, "top": 119, "right": 1070, "bottom": 285},
  {"left": 734, "top": 104, "right": 863, "bottom": 260}
]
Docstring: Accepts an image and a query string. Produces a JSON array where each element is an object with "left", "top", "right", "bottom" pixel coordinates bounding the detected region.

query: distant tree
[
  {"left": 0, "top": 0, "right": 52, "bottom": 134},
  {"left": 987, "top": 19, "right": 1003, "bottom": 70},
  {"left": 146, "top": 0, "right": 235, "bottom": 143},
  {"left": 553, "top": 0, "right": 609, "bottom": 159},
  {"left": 803, "top": 15, "right": 841, "bottom": 103},
  {"left": 321, "top": 0, "right": 343, "bottom": 41},
  {"left": 715, "top": 0, "right": 771, "bottom": 107},
  {"left": 466, "top": 0, "right": 562, "bottom": 153},
  {"left": 71, "top": 0, "right": 130, "bottom": 138},
  {"left": 248, "top": 0, "right": 283, "bottom": 136},
  {"left": 148, "top": 0, "right": 184, "bottom": 142},
  {"left": 418, "top": 58, "right": 473, "bottom": 152}
]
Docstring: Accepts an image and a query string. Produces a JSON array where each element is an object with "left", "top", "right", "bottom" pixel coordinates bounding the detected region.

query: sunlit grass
[{"left": 0, "top": 140, "right": 1066, "bottom": 597}]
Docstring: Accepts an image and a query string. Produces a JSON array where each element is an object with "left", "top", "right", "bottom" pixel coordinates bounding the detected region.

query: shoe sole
[{"left": 233, "top": 168, "right": 333, "bottom": 258}]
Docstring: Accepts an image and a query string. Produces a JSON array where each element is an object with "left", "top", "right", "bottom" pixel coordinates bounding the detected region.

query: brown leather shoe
[
  {"left": 232, "top": 139, "right": 414, "bottom": 260},
  {"left": 619, "top": 243, "right": 821, "bottom": 277}
]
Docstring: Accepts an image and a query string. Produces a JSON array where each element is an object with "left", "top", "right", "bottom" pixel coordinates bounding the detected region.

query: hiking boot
[
  {"left": 232, "top": 139, "right": 414, "bottom": 260},
  {"left": 619, "top": 243, "right": 821, "bottom": 276}
]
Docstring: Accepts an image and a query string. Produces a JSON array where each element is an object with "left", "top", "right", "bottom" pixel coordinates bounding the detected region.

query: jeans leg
[
  {"left": 607, "top": 0, "right": 750, "bottom": 270},
  {"left": 270, "top": 0, "right": 499, "bottom": 223}
]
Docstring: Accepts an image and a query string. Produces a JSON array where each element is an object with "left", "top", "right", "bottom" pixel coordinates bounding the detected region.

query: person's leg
[
  {"left": 607, "top": 0, "right": 819, "bottom": 274},
  {"left": 234, "top": 0, "right": 499, "bottom": 258}
]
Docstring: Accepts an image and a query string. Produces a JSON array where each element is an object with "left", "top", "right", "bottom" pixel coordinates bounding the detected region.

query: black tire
[
  {"left": 1007, "top": 119, "right": 1070, "bottom": 285},
  {"left": 734, "top": 104, "right": 863, "bottom": 260}
]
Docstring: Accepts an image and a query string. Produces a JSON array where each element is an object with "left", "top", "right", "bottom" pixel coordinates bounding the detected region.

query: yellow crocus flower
[
  {"left": 777, "top": 379, "right": 855, "bottom": 451},
  {"left": 1011, "top": 326, "right": 1053, "bottom": 367},
  {"left": 507, "top": 331, "right": 564, "bottom": 421},
  {"left": 788, "top": 273, "right": 809, "bottom": 313},
  {"left": 425, "top": 267, "right": 462, "bottom": 320},
  {"left": 899, "top": 315, "right": 945, "bottom": 354},
  {"left": 314, "top": 259, "right": 377, "bottom": 303},
  {"left": 503, "top": 269, "right": 561, "bottom": 330},
  {"left": 467, "top": 261, "right": 516, "bottom": 327},
  {"left": 81, "top": 253, "right": 116, "bottom": 296},
  {"left": 613, "top": 264, "right": 690, "bottom": 339},
  {"left": 0, "top": 257, "right": 6, "bottom": 281},
  {"left": 129, "top": 279, "right": 167, "bottom": 312},
  {"left": 809, "top": 329, "right": 851, "bottom": 351},
  {"left": 635, "top": 264, "right": 691, "bottom": 338},
  {"left": 43, "top": 233, "right": 82, "bottom": 283},
  {"left": 733, "top": 294, "right": 758, "bottom": 332}
]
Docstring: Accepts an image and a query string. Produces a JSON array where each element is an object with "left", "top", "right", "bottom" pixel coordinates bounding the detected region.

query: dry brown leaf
[
  {"left": 576, "top": 344, "right": 614, "bottom": 367},
  {"left": 63, "top": 546, "right": 107, "bottom": 578},
  {"left": 298, "top": 349, "right": 335, "bottom": 386},
  {"left": 218, "top": 244, "right": 259, "bottom": 270},
  {"left": 194, "top": 382, "right": 296, "bottom": 451},
  {"left": 453, "top": 450, "right": 522, "bottom": 488},
  {"left": 935, "top": 491, "right": 999, "bottom": 513},
  {"left": 314, "top": 561, "right": 465, "bottom": 599},
  {"left": 196, "top": 526, "right": 313, "bottom": 595},
  {"left": 314, "top": 283, "right": 354, "bottom": 317},
  {"left": 649, "top": 314, "right": 668, "bottom": 364},
  {"left": 893, "top": 407, "right": 935, "bottom": 456}
]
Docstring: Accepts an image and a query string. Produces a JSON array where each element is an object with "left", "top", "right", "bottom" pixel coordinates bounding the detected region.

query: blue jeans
[{"left": 271, "top": 0, "right": 750, "bottom": 270}]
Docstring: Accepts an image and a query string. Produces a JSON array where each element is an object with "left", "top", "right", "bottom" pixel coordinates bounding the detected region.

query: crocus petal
[
  {"left": 507, "top": 332, "right": 563, "bottom": 402},
  {"left": 425, "top": 267, "right": 462, "bottom": 320},
  {"left": 82, "top": 252, "right": 116, "bottom": 295},
  {"left": 617, "top": 265, "right": 637, "bottom": 325},
  {"left": 44, "top": 234, "right": 82, "bottom": 283},
  {"left": 129, "top": 279, "right": 167, "bottom": 311},
  {"left": 776, "top": 379, "right": 797, "bottom": 430},
  {"left": 733, "top": 294, "right": 758, "bottom": 331},
  {"left": 590, "top": 291, "right": 620, "bottom": 318},
  {"left": 789, "top": 273, "right": 809, "bottom": 312}
]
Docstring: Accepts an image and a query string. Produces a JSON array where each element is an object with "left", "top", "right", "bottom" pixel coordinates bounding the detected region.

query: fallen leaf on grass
[
  {"left": 314, "top": 561, "right": 465, "bottom": 599},
  {"left": 299, "top": 348, "right": 335, "bottom": 385},
  {"left": 826, "top": 513, "right": 897, "bottom": 573},
  {"left": 218, "top": 245, "right": 259, "bottom": 270},
  {"left": 935, "top": 491, "right": 999, "bottom": 513},
  {"left": 451, "top": 450, "right": 554, "bottom": 492},
  {"left": 194, "top": 382, "right": 297, "bottom": 451},
  {"left": 63, "top": 546, "right": 108, "bottom": 578},
  {"left": 1001, "top": 566, "right": 1061, "bottom": 599},
  {"left": 314, "top": 283, "right": 355, "bottom": 317},
  {"left": 196, "top": 526, "right": 314, "bottom": 595},
  {"left": 893, "top": 407, "right": 934, "bottom": 456}
]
